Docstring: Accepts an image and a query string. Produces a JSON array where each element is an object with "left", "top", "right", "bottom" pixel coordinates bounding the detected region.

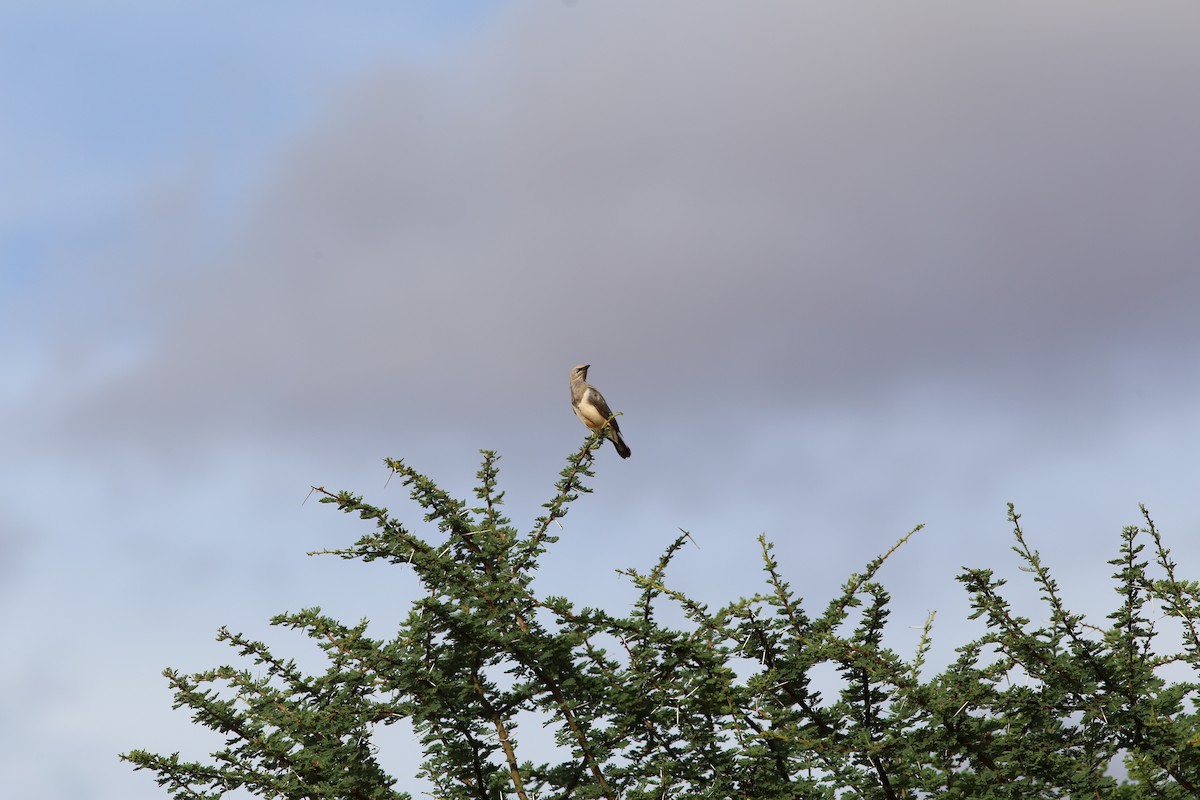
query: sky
[{"left": 4, "top": 1, "right": 1200, "bottom": 797}]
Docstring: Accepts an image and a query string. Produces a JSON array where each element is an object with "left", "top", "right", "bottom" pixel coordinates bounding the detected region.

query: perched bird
[{"left": 569, "top": 364, "right": 631, "bottom": 459}]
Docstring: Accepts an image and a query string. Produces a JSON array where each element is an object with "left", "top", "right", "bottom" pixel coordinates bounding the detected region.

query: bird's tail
[{"left": 609, "top": 430, "right": 631, "bottom": 459}]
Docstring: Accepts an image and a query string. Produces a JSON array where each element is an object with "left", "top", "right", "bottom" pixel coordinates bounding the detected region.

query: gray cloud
[{"left": 28, "top": 1, "right": 1200, "bottom": 460}]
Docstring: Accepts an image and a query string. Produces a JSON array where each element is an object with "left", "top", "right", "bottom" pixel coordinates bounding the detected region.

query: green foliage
[{"left": 124, "top": 434, "right": 1200, "bottom": 798}]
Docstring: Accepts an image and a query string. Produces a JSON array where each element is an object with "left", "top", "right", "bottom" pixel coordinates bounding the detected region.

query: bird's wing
[{"left": 585, "top": 387, "right": 619, "bottom": 431}]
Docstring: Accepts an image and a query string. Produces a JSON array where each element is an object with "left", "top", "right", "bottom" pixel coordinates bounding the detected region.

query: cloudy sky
[{"left": 4, "top": 1, "right": 1200, "bottom": 797}]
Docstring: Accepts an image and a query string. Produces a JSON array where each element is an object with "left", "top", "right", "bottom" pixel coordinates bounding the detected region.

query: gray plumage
[{"left": 569, "top": 364, "right": 631, "bottom": 459}]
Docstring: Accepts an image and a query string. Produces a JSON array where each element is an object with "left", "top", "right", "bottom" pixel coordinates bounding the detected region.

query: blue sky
[
  {"left": 1, "top": 1, "right": 498, "bottom": 305},
  {"left": 4, "top": 2, "right": 1200, "bottom": 798}
]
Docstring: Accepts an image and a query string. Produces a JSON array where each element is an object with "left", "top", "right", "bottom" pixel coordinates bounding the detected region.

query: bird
[{"left": 569, "top": 364, "right": 631, "bottom": 459}]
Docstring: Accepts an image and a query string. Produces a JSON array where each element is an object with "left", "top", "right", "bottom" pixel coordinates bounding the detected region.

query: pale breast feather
[{"left": 575, "top": 392, "right": 610, "bottom": 429}]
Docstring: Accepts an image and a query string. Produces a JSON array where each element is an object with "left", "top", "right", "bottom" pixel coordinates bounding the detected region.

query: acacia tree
[{"left": 124, "top": 432, "right": 1200, "bottom": 798}]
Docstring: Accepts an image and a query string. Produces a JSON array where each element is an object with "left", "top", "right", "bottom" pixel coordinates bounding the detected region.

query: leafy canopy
[{"left": 124, "top": 432, "right": 1200, "bottom": 798}]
